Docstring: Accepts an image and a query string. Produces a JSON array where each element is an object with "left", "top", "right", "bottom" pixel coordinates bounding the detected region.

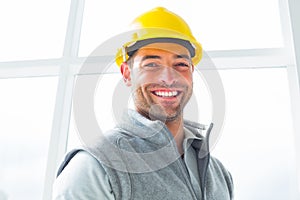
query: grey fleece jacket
[{"left": 53, "top": 110, "right": 233, "bottom": 200}]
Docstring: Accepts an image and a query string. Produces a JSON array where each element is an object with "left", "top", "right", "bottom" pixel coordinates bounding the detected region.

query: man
[{"left": 53, "top": 7, "right": 233, "bottom": 200}]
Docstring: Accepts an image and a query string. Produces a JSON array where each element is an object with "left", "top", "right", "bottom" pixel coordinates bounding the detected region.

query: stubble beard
[{"left": 133, "top": 83, "right": 193, "bottom": 122}]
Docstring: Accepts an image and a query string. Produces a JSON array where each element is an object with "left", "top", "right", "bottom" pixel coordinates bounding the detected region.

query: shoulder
[
  {"left": 209, "top": 156, "right": 233, "bottom": 182},
  {"left": 53, "top": 150, "right": 114, "bottom": 199},
  {"left": 208, "top": 156, "right": 234, "bottom": 198},
  {"left": 57, "top": 150, "right": 105, "bottom": 177}
]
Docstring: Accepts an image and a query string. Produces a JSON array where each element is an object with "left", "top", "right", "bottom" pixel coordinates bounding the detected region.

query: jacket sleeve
[{"left": 52, "top": 151, "right": 115, "bottom": 200}]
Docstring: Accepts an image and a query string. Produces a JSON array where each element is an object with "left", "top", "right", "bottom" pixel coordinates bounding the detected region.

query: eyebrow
[
  {"left": 141, "top": 55, "right": 161, "bottom": 62},
  {"left": 176, "top": 54, "right": 191, "bottom": 60},
  {"left": 141, "top": 54, "right": 191, "bottom": 62}
]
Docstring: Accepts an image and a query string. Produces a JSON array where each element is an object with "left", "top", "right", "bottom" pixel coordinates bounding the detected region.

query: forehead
[{"left": 134, "top": 42, "right": 191, "bottom": 58}]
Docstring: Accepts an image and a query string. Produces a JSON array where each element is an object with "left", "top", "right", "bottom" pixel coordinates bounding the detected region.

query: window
[
  {"left": 1, "top": 0, "right": 299, "bottom": 199},
  {"left": 0, "top": 0, "right": 70, "bottom": 61},
  {"left": 79, "top": 0, "right": 283, "bottom": 56},
  {"left": 0, "top": 77, "right": 58, "bottom": 199},
  {"left": 213, "top": 68, "right": 297, "bottom": 199}
]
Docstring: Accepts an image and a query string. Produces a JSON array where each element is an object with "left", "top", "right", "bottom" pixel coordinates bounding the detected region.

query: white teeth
[{"left": 154, "top": 91, "right": 178, "bottom": 97}]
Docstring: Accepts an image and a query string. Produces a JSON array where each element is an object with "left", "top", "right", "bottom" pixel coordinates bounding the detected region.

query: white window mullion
[
  {"left": 0, "top": 59, "right": 61, "bottom": 78},
  {"left": 43, "top": 0, "right": 85, "bottom": 199},
  {"left": 286, "top": 0, "right": 300, "bottom": 87},
  {"left": 279, "top": 0, "right": 300, "bottom": 196},
  {"left": 288, "top": 0, "right": 300, "bottom": 196},
  {"left": 206, "top": 48, "right": 289, "bottom": 69},
  {"left": 0, "top": 48, "right": 289, "bottom": 79}
]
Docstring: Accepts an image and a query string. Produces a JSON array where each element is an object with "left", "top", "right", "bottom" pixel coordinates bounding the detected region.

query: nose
[{"left": 158, "top": 66, "right": 178, "bottom": 86}]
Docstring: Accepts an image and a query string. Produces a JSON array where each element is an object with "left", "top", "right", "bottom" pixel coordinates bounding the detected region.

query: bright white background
[
  {"left": 0, "top": 0, "right": 299, "bottom": 199},
  {"left": 79, "top": 0, "right": 283, "bottom": 55}
]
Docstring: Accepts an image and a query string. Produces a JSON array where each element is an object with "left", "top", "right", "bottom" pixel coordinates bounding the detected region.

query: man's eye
[
  {"left": 143, "top": 63, "right": 159, "bottom": 67},
  {"left": 175, "top": 62, "right": 190, "bottom": 67},
  {"left": 174, "top": 62, "right": 192, "bottom": 71}
]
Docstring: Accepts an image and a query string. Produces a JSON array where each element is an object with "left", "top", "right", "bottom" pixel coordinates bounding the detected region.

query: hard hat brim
[{"left": 126, "top": 37, "right": 196, "bottom": 58}]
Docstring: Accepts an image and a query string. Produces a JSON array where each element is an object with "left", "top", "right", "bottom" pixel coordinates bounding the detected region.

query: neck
[
  {"left": 136, "top": 109, "right": 186, "bottom": 155},
  {"left": 165, "top": 117, "right": 185, "bottom": 155}
]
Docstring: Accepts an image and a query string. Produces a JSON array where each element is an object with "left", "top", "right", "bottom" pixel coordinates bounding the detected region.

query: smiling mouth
[{"left": 151, "top": 90, "right": 181, "bottom": 98}]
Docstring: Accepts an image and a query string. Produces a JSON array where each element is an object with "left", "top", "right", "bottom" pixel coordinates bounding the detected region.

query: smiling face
[{"left": 121, "top": 42, "right": 194, "bottom": 122}]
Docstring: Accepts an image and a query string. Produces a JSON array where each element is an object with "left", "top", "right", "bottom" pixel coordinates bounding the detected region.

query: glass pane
[
  {"left": 212, "top": 68, "right": 298, "bottom": 199},
  {"left": 0, "top": 0, "right": 70, "bottom": 61},
  {"left": 0, "top": 77, "right": 58, "bottom": 199},
  {"left": 68, "top": 73, "right": 122, "bottom": 150},
  {"left": 79, "top": 0, "right": 283, "bottom": 56}
]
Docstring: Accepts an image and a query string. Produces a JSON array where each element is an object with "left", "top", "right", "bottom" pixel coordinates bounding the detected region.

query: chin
[{"left": 150, "top": 108, "right": 182, "bottom": 122}]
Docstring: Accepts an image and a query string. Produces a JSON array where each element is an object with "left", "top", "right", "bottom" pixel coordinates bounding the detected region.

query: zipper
[
  {"left": 177, "top": 156, "right": 198, "bottom": 200},
  {"left": 161, "top": 122, "right": 210, "bottom": 200},
  {"left": 161, "top": 125, "right": 198, "bottom": 199},
  {"left": 199, "top": 150, "right": 210, "bottom": 200},
  {"left": 200, "top": 123, "right": 213, "bottom": 200},
  {"left": 164, "top": 127, "right": 198, "bottom": 200}
]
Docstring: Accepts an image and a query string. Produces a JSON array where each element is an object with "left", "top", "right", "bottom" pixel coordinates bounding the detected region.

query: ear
[
  {"left": 191, "top": 64, "right": 195, "bottom": 73},
  {"left": 120, "top": 62, "right": 132, "bottom": 86}
]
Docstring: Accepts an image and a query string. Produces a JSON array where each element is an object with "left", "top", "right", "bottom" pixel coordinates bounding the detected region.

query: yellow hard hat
[{"left": 115, "top": 7, "right": 203, "bottom": 67}]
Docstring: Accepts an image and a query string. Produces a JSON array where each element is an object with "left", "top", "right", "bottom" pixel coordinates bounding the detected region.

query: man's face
[{"left": 122, "top": 42, "right": 194, "bottom": 122}]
